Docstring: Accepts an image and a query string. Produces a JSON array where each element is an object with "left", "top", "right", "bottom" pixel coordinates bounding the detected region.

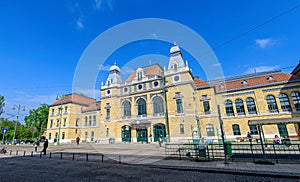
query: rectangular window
[
  {"left": 106, "top": 109, "right": 110, "bottom": 120},
  {"left": 180, "top": 124, "right": 184, "bottom": 134},
  {"left": 64, "top": 106, "right": 68, "bottom": 114},
  {"left": 51, "top": 109, "right": 54, "bottom": 116},
  {"left": 85, "top": 132, "right": 88, "bottom": 139},
  {"left": 206, "top": 124, "right": 215, "bottom": 136},
  {"left": 62, "top": 132, "right": 65, "bottom": 139},
  {"left": 50, "top": 120, "right": 53, "bottom": 128},
  {"left": 85, "top": 116, "right": 87, "bottom": 126},
  {"left": 176, "top": 99, "right": 183, "bottom": 113},
  {"left": 56, "top": 119, "right": 59, "bottom": 127},
  {"left": 203, "top": 101, "right": 210, "bottom": 114},
  {"left": 249, "top": 125, "right": 258, "bottom": 135},
  {"left": 277, "top": 124, "right": 288, "bottom": 138},
  {"left": 49, "top": 133, "right": 51, "bottom": 140},
  {"left": 232, "top": 124, "right": 241, "bottom": 135},
  {"left": 63, "top": 118, "right": 66, "bottom": 127},
  {"left": 75, "top": 129, "right": 78, "bottom": 134}
]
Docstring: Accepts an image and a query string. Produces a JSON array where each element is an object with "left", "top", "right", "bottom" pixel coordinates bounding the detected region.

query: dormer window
[
  {"left": 241, "top": 80, "right": 248, "bottom": 84},
  {"left": 267, "top": 76, "right": 274, "bottom": 81},
  {"left": 173, "top": 63, "right": 178, "bottom": 71},
  {"left": 137, "top": 72, "right": 142, "bottom": 81},
  {"left": 219, "top": 84, "right": 225, "bottom": 89},
  {"left": 136, "top": 68, "right": 144, "bottom": 81}
]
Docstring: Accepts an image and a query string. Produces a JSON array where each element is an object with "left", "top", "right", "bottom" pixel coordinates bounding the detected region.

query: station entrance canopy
[{"left": 248, "top": 117, "right": 300, "bottom": 126}]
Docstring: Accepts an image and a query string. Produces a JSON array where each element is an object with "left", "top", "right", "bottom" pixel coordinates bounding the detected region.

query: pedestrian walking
[
  {"left": 76, "top": 136, "right": 80, "bottom": 145},
  {"left": 246, "top": 132, "right": 253, "bottom": 143},
  {"left": 42, "top": 139, "right": 49, "bottom": 155},
  {"left": 158, "top": 136, "right": 162, "bottom": 147},
  {"left": 34, "top": 138, "right": 40, "bottom": 152}
]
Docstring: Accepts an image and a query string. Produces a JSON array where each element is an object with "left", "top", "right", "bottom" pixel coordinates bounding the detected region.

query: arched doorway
[
  {"left": 121, "top": 125, "right": 131, "bottom": 143},
  {"left": 153, "top": 123, "right": 166, "bottom": 142}
]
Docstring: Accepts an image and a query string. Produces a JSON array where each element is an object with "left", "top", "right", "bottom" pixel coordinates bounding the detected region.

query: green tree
[
  {"left": 0, "top": 118, "right": 24, "bottom": 141},
  {"left": 24, "top": 104, "right": 49, "bottom": 139},
  {"left": 0, "top": 95, "right": 5, "bottom": 116}
]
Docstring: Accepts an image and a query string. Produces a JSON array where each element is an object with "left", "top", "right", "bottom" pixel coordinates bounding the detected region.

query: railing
[
  {"left": 165, "top": 143, "right": 300, "bottom": 164},
  {"left": 1, "top": 150, "right": 163, "bottom": 165}
]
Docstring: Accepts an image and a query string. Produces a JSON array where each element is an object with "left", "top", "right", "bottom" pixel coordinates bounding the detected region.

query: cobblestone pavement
[{"left": 0, "top": 143, "right": 300, "bottom": 181}]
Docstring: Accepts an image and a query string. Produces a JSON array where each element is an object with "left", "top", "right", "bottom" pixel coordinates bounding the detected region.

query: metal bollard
[
  {"left": 49, "top": 152, "right": 52, "bottom": 158},
  {"left": 23, "top": 151, "right": 26, "bottom": 156},
  {"left": 101, "top": 154, "right": 104, "bottom": 163},
  {"left": 40, "top": 152, "right": 42, "bottom": 158},
  {"left": 60, "top": 152, "right": 63, "bottom": 159},
  {"left": 10, "top": 150, "right": 12, "bottom": 155},
  {"left": 86, "top": 153, "right": 88, "bottom": 161},
  {"left": 72, "top": 153, "right": 75, "bottom": 160},
  {"left": 16, "top": 150, "right": 18, "bottom": 155},
  {"left": 31, "top": 151, "right": 33, "bottom": 157}
]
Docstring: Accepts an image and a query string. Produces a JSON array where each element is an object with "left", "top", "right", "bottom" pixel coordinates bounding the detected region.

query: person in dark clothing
[
  {"left": 42, "top": 139, "right": 49, "bottom": 155},
  {"left": 76, "top": 137, "right": 80, "bottom": 145}
]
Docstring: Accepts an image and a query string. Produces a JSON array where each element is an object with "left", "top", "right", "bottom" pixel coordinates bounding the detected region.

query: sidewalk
[{"left": 1, "top": 143, "right": 300, "bottom": 178}]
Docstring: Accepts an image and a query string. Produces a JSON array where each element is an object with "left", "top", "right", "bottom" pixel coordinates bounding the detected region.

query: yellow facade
[{"left": 45, "top": 45, "right": 300, "bottom": 143}]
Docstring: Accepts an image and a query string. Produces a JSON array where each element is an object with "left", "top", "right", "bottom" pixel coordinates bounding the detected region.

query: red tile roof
[
  {"left": 82, "top": 101, "right": 101, "bottom": 112},
  {"left": 51, "top": 93, "right": 96, "bottom": 106},
  {"left": 215, "top": 72, "right": 300, "bottom": 92},
  {"left": 125, "top": 64, "right": 163, "bottom": 82},
  {"left": 194, "top": 78, "right": 209, "bottom": 87}
]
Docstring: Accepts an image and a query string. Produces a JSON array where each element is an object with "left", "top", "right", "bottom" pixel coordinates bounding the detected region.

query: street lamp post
[
  {"left": 56, "top": 94, "right": 65, "bottom": 145},
  {"left": 12, "top": 104, "right": 25, "bottom": 145}
]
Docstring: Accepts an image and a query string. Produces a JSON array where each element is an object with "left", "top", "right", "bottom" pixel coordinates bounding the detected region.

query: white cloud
[
  {"left": 13, "top": 94, "right": 56, "bottom": 104},
  {"left": 98, "top": 64, "right": 111, "bottom": 71},
  {"left": 94, "top": 0, "right": 114, "bottom": 11},
  {"left": 76, "top": 18, "right": 84, "bottom": 29},
  {"left": 255, "top": 38, "right": 277, "bottom": 48},
  {"left": 121, "top": 66, "right": 134, "bottom": 74},
  {"left": 244, "top": 65, "right": 280, "bottom": 74}
]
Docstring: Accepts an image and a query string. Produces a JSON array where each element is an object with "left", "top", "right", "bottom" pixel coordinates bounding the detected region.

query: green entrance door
[
  {"left": 136, "top": 129, "right": 148, "bottom": 143},
  {"left": 121, "top": 125, "right": 131, "bottom": 143},
  {"left": 153, "top": 123, "right": 166, "bottom": 142}
]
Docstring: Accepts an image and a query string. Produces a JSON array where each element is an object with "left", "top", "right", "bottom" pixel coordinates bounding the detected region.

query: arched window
[
  {"left": 291, "top": 92, "right": 300, "bottom": 111},
  {"left": 232, "top": 124, "right": 241, "bottom": 135},
  {"left": 279, "top": 93, "right": 292, "bottom": 112},
  {"left": 137, "top": 99, "right": 147, "bottom": 116},
  {"left": 93, "top": 116, "right": 96, "bottom": 126},
  {"left": 225, "top": 100, "right": 234, "bottom": 116},
  {"left": 89, "top": 116, "right": 92, "bottom": 126},
  {"left": 153, "top": 96, "right": 164, "bottom": 115},
  {"left": 122, "top": 101, "right": 131, "bottom": 118},
  {"left": 246, "top": 97, "right": 257, "bottom": 114},
  {"left": 206, "top": 124, "right": 215, "bottom": 136},
  {"left": 266, "top": 95, "right": 278, "bottom": 113},
  {"left": 235, "top": 99, "right": 245, "bottom": 115}
]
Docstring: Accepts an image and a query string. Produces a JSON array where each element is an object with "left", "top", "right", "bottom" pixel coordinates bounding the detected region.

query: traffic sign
[{"left": 1, "top": 128, "right": 8, "bottom": 134}]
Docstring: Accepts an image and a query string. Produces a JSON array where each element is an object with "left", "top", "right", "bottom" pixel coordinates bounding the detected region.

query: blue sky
[{"left": 1, "top": 0, "right": 300, "bottom": 122}]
